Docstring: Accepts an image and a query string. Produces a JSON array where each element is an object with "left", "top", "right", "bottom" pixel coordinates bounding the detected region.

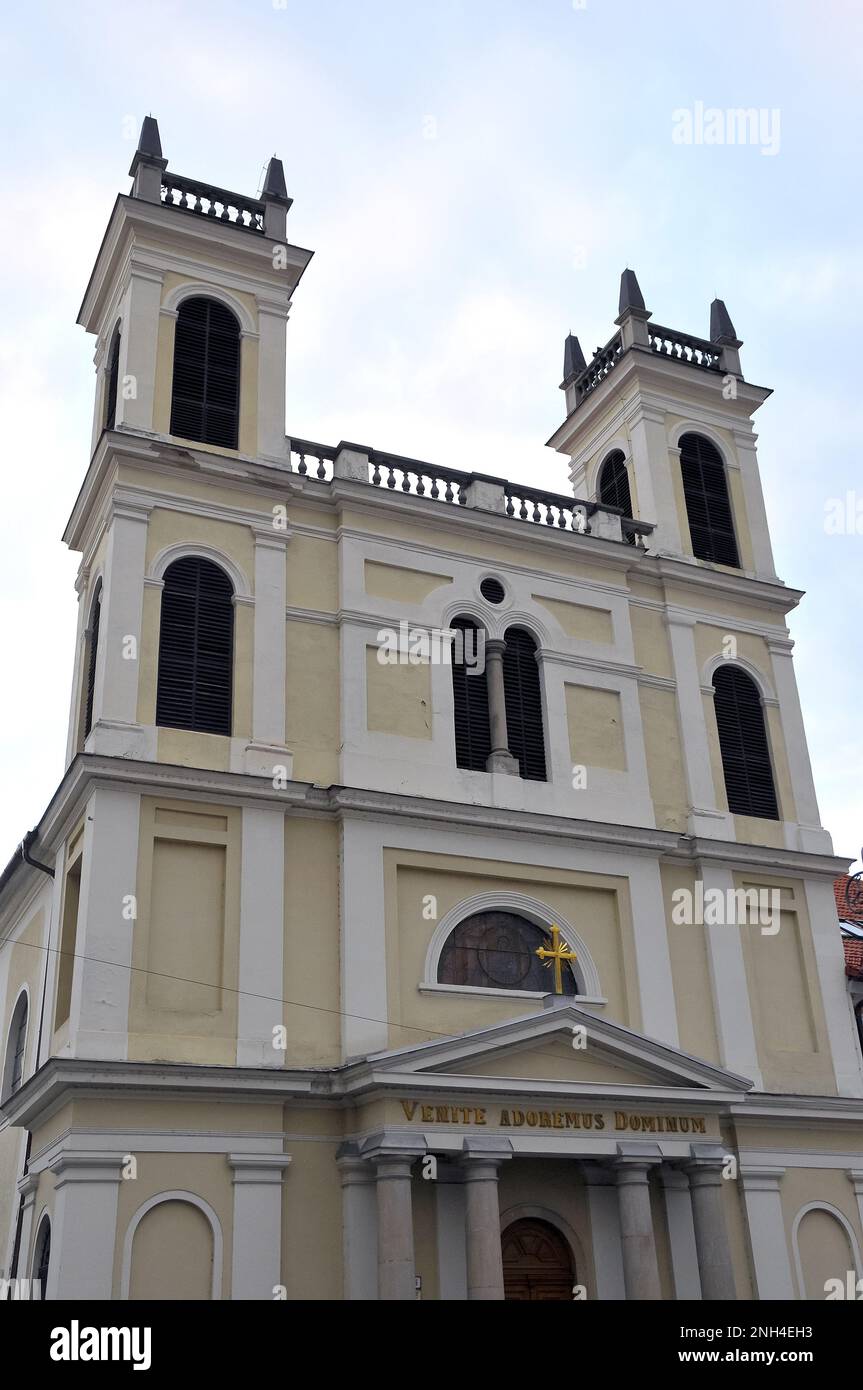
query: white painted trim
[
  {"left": 791, "top": 1200, "right": 862, "bottom": 1299},
  {"left": 667, "top": 419, "right": 733, "bottom": 461},
  {"left": 423, "top": 891, "right": 600, "bottom": 996},
  {"left": 120, "top": 1191, "right": 224, "bottom": 1300},
  {"left": 160, "top": 281, "right": 256, "bottom": 335},
  {"left": 148, "top": 542, "right": 251, "bottom": 598},
  {"left": 701, "top": 653, "right": 776, "bottom": 703},
  {"left": 589, "top": 438, "right": 633, "bottom": 503},
  {"left": 1, "top": 985, "right": 30, "bottom": 1103}
]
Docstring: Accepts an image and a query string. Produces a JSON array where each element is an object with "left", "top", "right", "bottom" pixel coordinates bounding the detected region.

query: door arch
[{"left": 502, "top": 1217, "right": 575, "bottom": 1301}]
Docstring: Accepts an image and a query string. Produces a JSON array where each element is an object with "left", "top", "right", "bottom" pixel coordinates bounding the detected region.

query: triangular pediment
[{"left": 356, "top": 1004, "right": 753, "bottom": 1098}]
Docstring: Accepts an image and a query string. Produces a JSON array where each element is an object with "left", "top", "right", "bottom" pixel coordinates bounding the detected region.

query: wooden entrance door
[{"left": 502, "top": 1218, "right": 575, "bottom": 1301}]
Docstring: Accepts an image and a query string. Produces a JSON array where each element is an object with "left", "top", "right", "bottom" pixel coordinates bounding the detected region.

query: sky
[{"left": 0, "top": 0, "right": 860, "bottom": 870}]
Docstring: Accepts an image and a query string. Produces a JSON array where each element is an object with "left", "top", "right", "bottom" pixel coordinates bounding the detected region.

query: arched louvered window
[
  {"left": 105, "top": 326, "right": 121, "bottom": 430},
  {"left": 170, "top": 297, "right": 241, "bottom": 449},
  {"left": 83, "top": 580, "right": 102, "bottom": 739},
  {"left": 156, "top": 557, "right": 234, "bottom": 736},
  {"left": 438, "top": 912, "right": 578, "bottom": 994},
  {"left": 451, "top": 617, "right": 491, "bottom": 772},
  {"left": 2, "top": 993, "right": 28, "bottom": 1101},
  {"left": 503, "top": 627, "right": 547, "bottom": 781},
  {"left": 598, "top": 450, "right": 633, "bottom": 521},
  {"left": 33, "top": 1217, "right": 50, "bottom": 1298},
  {"left": 712, "top": 665, "right": 778, "bottom": 819},
  {"left": 680, "top": 432, "right": 740, "bottom": 567}
]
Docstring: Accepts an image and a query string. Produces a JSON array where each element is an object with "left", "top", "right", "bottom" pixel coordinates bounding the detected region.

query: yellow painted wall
[
  {"left": 532, "top": 595, "right": 613, "bottom": 644},
  {"left": 366, "top": 647, "right": 432, "bottom": 739},
  {"left": 660, "top": 864, "right": 720, "bottom": 1064},
  {"left": 364, "top": 560, "right": 452, "bottom": 603},
  {"left": 640, "top": 686, "right": 688, "bottom": 831},
  {"left": 566, "top": 685, "right": 626, "bottom": 771},
  {"left": 283, "top": 818, "right": 341, "bottom": 1065}
]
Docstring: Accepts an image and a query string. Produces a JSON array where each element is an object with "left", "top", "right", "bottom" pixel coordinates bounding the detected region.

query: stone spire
[
  {"left": 618, "top": 267, "right": 647, "bottom": 317},
  {"left": 615, "top": 268, "right": 651, "bottom": 347},
  {"left": 128, "top": 115, "right": 167, "bottom": 203},
  {"left": 709, "top": 298, "right": 741, "bottom": 346},
  {"left": 261, "top": 156, "right": 292, "bottom": 239},
  {"left": 562, "top": 333, "right": 587, "bottom": 384}
]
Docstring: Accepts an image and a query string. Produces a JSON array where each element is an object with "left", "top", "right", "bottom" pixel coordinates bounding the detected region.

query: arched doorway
[{"left": 502, "top": 1218, "right": 575, "bottom": 1301}]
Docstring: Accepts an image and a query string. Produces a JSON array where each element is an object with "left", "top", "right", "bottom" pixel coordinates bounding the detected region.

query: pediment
[{"left": 360, "top": 1004, "right": 753, "bottom": 1096}]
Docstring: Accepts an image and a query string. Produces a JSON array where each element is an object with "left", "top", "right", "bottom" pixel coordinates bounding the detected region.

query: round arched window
[{"left": 438, "top": 911, "right": 578, "bottom": 994}]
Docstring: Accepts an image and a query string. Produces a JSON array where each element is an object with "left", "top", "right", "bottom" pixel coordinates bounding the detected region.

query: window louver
[
  {"left": 680, "top": 433, "right": 740, "bottom": 567},
  {"left": 10, "top": 998, "right": 27, "bottom": 1094},
  {"left": 502, "top": 626, "right": 547, "bottom": 782},
  {"left": 83, "top": 581, "right": 102, "bottom": 738},
  {"left": 598, "top": 450, "right": 633, "bottom": 520},
  {"left": 713, "top": 665, "right": 779, "bottom": 819},
  {"left": 156, "top": 557, "right": 234, "bottom": 736},
  {"left": 105, "top": 328, "right": 120, "bottom": 430},
  {"left": 170, "top": 297, "right": 241, "bottom": 449},
  {"left": 451, "top": 616, "right": 491, "bottom": 772}
]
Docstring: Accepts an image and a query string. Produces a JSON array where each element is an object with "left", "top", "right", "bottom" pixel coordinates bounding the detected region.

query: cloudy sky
[{"left": 1, "top": 0, "right": 859, "bottom": 868}]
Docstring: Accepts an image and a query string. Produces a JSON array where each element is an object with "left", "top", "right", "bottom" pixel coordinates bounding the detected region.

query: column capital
[
  {"left": 49, "top": 1149, "right": 127, "bottom": 1188},
  {"left": 739, "top": 1165, "right": 786, "bottom": 1192},
  {"left": 484, "top": 638, "right": 507, "bottom": 658},
  {"left": 684, "top": 1142, "right": 728, "bottom": 1182},
  {"left": 615, "top": 1141, "right": 663, "bottom": 1177},
  {"left": 361, "top": 1129, "right": 427, "bottom": 1167},
  {"left": 227, "top": 1153, "right": 292, "bottom": 1185}
]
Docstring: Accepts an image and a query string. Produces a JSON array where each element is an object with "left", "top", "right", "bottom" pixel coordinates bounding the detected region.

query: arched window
[
  {"left": 2, "top": 992, "right": 28, "bottom": 1101},
  {"left": 598, "top": 450, "right": 633, "bottom": 524},
  {"left": 105, "top": 326, "right": 121, "bottom": 430},
  {"left": 33, "top": 1216, "right": 50, "bottom": 1298},
  {"left": 680, "top": 432, "right": 739, "bottom": 567},
  {"left": 438, "top": 911, "right": 578, "bottom": 994},
  {"left": 170, "top": 297, "right": 241, "bottom": 449},
  {"left": 451, "top": 616, "right": 491, "bottom": 772},
  {"left": 712, "top": 665, "right": 778, "bottom": 819},
  {"left": 83, "top": 580, "right": 102, "bottom": 739},
  {"left": 156, "top": 557, "right": 234, "bottom": 736},
  {"left": 503, "top": 627, "right": 547, "bottom": 781}
]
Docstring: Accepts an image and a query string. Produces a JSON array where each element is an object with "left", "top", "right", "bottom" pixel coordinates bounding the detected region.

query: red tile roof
[
  {"left": 834, "top": 874, "right": 863, "bottom": 927},
  {"left": 844, "top": 937, "right": 863, "bottom": 981}
]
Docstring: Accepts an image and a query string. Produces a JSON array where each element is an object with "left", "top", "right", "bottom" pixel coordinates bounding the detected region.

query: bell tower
[{"left": 65, "top": 118, "right": 313, "bottom": 772}]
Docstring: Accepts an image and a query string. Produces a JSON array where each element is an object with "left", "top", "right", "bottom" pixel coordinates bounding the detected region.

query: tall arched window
[
  {"left": 503, "top": 627, "right": 547, "bottom": 781},
  {"left": 598, "top": 450, "right": 633, "bottom": 521},
  {"left": 83, "top": 580, "right": 102, "bottom": 739},
  {"left": 33, "top": 1216, "right": 50, "bottom": 1298},
  {"left": 2, "top": 992, "right": 28, "bottom": 1101},
  {"left": 451, "top": 616, "right": 491, "bottom": 772},
  {"left": 105, "top": 326, "right": 121, "bottom": 430},
  {"left": 680, "top": 432, "right": 740, "bottom": 567},
  {"left": 712, "top": 665, "right": 778, "bottom": 819},
  {"left": 438, "top": 911, "right": 578, "bottom": 994},
  {"left": 170, "top": 297, "right": 241, "bottom": 449},
  {"left": 156, "top": 557, "right": 234, "bottom": 736}
]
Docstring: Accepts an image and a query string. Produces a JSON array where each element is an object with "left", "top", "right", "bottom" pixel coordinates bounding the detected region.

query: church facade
[{"left": 1, "top": 120, "right": 861, "bottom": 1302}]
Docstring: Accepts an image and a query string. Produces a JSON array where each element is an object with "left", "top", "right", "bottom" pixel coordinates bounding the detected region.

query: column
[
  {"left": 47, "top": 1151, "right": 125, "bottom": 1299},
  {"left": 228, "top": 1154, "right": 292, "bottom": 1299},
  {"left": 435, "top": 1175, "right": 467, "bottom": 1301},
  {"left": 766, "top": 638, "right": 828, "bottom": 850},
  {"left": 698, "top": 861, "right": 762, "bottom": 1087},
  {"left": 461, "top": 1138, "right": 511, "bottom": 1300},
  {"left": 684, "top": 1146, "right": 736, "bottom": 1301},
  {"left": 614, "top": 1146, "right": 662, "bottom": 1300},
  {"left": 116, "top": 266, "right": 163, "bottom": 433},
  {"left": 484, "top": 640, "right": 519, "bottom": 775},
  {"left": 246, "top": 526, "right": 291, "bottom": 776},
  {"left": 664, "top": 611, "right": 733, "bottom": 839},
  {"left": 660, "top": 1167, "right": 701, "bottom": 1299},
  {"left": 337, "top": 1146, "right": 378, "bottom": 1300},
  {"left": 626, "top": 858, "right": 680, "bottom": 1047},
  {"left": 582, "top": 1163, "right": 626, "bottom": 1299},
  {"left": 89, "top": 500, "right": 151, "bottom": 756},
  {"left": 739, "top": 1166, "right": 795, "bottom": 1299},
  {"left": 731, "top": 428, "right": 776, "bottom": 580},
  {"left": 804, "top": 879, "right": 863, "bottom": 1097},
  {"left": 13, "top": 1172, "right": 39, "bottom": 1287},
  {"left": 375, "top": 1156, "right": 417, "bottom": 1301},
  {"left": 237, "top": 805, "right": 285, "bottom": 1067},
  {"left": 626, "top": 404, "right": 683, "bottom": 554},
  {"left": 71, "top": 786, "right": 140, "bottom": 1060},
  {"left": 256, "top": 299, "right": 290, "bottom": 466}
]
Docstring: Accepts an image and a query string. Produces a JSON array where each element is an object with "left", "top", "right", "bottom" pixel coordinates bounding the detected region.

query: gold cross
[{"left": 535, "top": 924, "right": 577, "bottom": 995}]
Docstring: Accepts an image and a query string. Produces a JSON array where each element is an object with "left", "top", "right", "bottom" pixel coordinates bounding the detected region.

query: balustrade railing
[
  {"left": 161, "top": 173, "right": 266, "bottom": 234},
  {"left": 647, "top": 324, "right": 722, "bottom": 372},
  {"left": 284, "top": 436, "right": 654, "bottom": 548},
  {"left": 572, "top": 332, "right": 624, "bottom": 406}
]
